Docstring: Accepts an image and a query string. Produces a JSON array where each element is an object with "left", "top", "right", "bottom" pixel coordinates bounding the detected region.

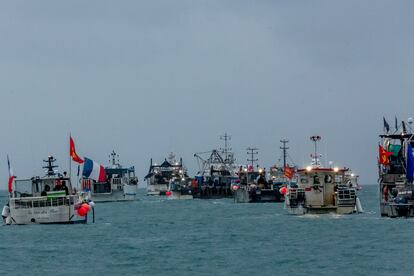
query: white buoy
[{"left": 356, "top": 197, "right": 364, "bottom": 213}]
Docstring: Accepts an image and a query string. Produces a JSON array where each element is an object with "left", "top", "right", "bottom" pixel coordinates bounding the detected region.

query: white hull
[
  {"left": 9, "top": 205, "right": 87, "bottom": 225},
  {"left": 285, "top": 204, "right": 355, "bottom": 215},
  {"left": 234, "top": 189, "right": 249, "bottom": 203},
  {"left": 6, "top": 194, "right": 92, "bottom": 225},
  {"left": 168, "top": 191, "right": 193, "bottom": 200},
  {"left": 147, "top": 184, "right": 168, "bottom": 196},
  {"left": 91, "top": 185, "right": 137, "bottom": 202}
]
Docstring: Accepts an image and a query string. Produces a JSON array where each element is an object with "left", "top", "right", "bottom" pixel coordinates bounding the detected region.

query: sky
[{"left": 0, "top": 0, "right": 413, "bottom": 188}]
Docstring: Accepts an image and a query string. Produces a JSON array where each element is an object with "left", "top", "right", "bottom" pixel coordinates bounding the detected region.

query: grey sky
[{"left": 1, "top": 1, "right": 413, "bottom": 188}]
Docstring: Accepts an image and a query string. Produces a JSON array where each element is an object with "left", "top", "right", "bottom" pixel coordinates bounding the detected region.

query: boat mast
[
  {"left": 43, "top": 156, "right": 58, "bottom": 176},
  {"left": 109, "top": 150, "right": 119, "bottom": 168},
  {"left": 280, "top": 139, "right": 289, "bottom": 168},
  {"left": 310, "top": 135, "right": 322, "bottom": 167},
  {"left": 247, "top": 147, "right": 259, "bottom": 168},
  {"left": 220, "top": 133, "right": 232, "bottom": 164}
]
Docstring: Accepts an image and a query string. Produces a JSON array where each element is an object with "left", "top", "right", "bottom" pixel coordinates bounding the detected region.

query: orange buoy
[
  {"left": 279, "top": 186, "right": 287, "bottom": 195},
  {"left": 166, "top": 191, "right": 172, "bottom": 197},
  {"left": 232, "top": 185, "right": 239, "bottom": 191}
]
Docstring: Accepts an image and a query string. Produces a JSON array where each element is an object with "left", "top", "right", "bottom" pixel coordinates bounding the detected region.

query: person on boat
[
  {"left": 41, "top": 184, "right": 51, "bottom": 196},
  {"left": 60, "top": 180, "right": 69, "bottom": 195},
  {"left": 53, "top": 180, "right": 62, "bottom": 191},
  {"left": 257, "top": 174, "right": 267, "bottom": 189},
  {"left": 2, "top": 203, "right": 10, "bottom": 222}
]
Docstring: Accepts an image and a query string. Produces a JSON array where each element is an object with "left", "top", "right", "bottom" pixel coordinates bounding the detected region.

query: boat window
[
  {"left": 112, "top": 178, "right": 122, "bottom": 185},
  {"left": 335, "top": 175, "right": 343, "bottom": 183},
  {"left": 324, "top": 175, "right": 333, "bottom": 184},
  {"left": 300, "top": 177, "right": 308, "bottom": 184},
  {"left": 14, "top": 180, "right": 33, "bottom": 197},
  {"left": 93, "top": 182, "right": 111, "bottom": 193}
]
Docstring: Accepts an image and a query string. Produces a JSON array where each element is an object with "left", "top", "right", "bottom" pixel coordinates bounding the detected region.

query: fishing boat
[
  {"left": 145, "top": 153, "right": 189, "bottom": 197},
  {"left": 379, "top": 117, "right": 414, "bottom": 217},
  {"left": 193, "top": 134, "right": 239, "bottom": 199},
  {"left": 166, "top": 167, "right": 193, "bottom": 200},
  {"left": 285, "top": 136, "right": 363, "bottom": 215},
  {"left": 233, "top": 165, "right": 271, "bottom": 203},
  {"left": 267, "top": 140, "right": 297, "bottom": 202},
  {"left": 81, "top": 151, "right": 138, "bottom": 202},
  {"left": 233, "top": 146, "right": 288, "bottom": 203},
  {"left": 2, "top": 156, "right": 94, "bottom": 225}
]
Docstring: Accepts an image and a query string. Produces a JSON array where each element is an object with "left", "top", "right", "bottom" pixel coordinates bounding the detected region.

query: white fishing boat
[
  {"left": 167, "top": 175, "right": 193, "bottom": 200},
  {"left": 2, "top": 156, "right": 94, "bottom": 225},
  {"left": 81, "top": 151, "right": 138, "bottom": 202},
  {"left": 285, "top": 136, "right": 363, "bottom": 215},
  {"left": 146, "top": 153, "right": 189, "bottom": 197}
]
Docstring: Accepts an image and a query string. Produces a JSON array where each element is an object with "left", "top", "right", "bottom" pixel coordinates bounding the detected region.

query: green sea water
[{"left": 0, "top": 185, "right": 413, "bottom": 276}]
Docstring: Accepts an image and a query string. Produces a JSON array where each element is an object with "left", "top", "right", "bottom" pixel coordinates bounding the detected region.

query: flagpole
[{"left": 69, "top": 133, "right": 72, "bottom": 183}]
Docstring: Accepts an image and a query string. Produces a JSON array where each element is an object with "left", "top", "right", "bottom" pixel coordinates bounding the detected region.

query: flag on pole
[
  {"left": 383, "top": 117, "right": 390, "bottom": 133},
  {"left": 7, "top": 155, "right": 15, "bottom": 193},
  {"left": 70, "top": 136, "right": 84, "bottom": 164},
  {"left": 284, "top": 166, "right": 294, "bottom": 179},
  {"left": 82, "top": 157, "right": 106, "bottom": 182},
  {"left": 379, "top": 145, "right": 392, "bottom": 165}
]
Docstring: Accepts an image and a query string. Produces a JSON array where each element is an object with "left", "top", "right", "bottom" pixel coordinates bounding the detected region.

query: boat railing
[
  {"left": 336, "top": 188, "right": 356, "bottom": 207},
  {"left": 10, "top": 195, "right": 78, "bottom": 209},
  {"left": 288, "top": 188, "right": 305, "bottom": 200}
]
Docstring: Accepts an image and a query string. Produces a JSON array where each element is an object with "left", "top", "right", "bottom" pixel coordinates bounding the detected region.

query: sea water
[{"left": 0, "top": 186, "right": 413, "bottom": 276}]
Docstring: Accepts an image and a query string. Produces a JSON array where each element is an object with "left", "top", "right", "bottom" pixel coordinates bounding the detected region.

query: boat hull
[
  {"left": 234, "top": 188, "right": 284, "bottom": 203},
  {"left": 167, "top": 191, "right": 193, "bottom": 200},
  {"left": 92, "top": 185, "right": 137, "bottom": 202},
  {"left": 8, "top": 205, "right": 88, "bottom": 225},
  {"left": 285, "top": 204, "right": 355, "bottom": 215},
  {"left": 380, "top": 202, "right": 414, "bottom": 217},
  {"left": 147, "top": 184, "right": 168, "bottom": 196}
]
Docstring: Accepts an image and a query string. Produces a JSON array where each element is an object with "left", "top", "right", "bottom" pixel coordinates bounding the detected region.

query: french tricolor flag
[
  {"left": 7, "top": 155, "right": 15, "bottom": 193},
  {"left": 82, "top": 157, "right": 106, "bottom": 182}
]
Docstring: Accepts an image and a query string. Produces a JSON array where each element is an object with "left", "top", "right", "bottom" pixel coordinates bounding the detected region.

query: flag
[
  {"left": 82, "top": 157, "right": 106, "bottom": 182},
  {"left": 7, "top": 155, "right": 15, "bottom": 193},
  {"left": 388, "top": 144, "right": 401, "bottom": 157},
  {"left": 402, "top": 121, "right": 407, "bottom": 134},
  {"left": 383, "top": 117, "right": 390, "bottom": 133},
  {"left": 407, "top": 144, "right": 414, "bottom": 182},
  {"left": 70, "top": 136, "right": 84, "bottom": 164},
  {"left": 284, "top": 166, "right": 294, "bottom": 179},
  {"left": 395, "top": 116, "right": 398, "bottom": 131},
  {"left": 379, "top": 145, "right": 392, "bottom": 165}
]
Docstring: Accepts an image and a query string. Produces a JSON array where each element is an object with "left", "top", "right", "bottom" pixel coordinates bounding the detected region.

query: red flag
[
  {"left": 70, "top": 136, "right": 84, "bottom": 164},
  {"left": 284, "top": 166, "right": 294, "bottom": 179},
  {"left": 7, "top": 155, "right": 15, "bottom": 193},
  {"left": 379, "top": 145, "right": 392, "bottom": 165}
]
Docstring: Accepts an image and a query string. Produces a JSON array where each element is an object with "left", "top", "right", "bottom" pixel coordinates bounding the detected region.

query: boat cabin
[{"left": 295, "top": 167, "right": 355, "bottom": 208}]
